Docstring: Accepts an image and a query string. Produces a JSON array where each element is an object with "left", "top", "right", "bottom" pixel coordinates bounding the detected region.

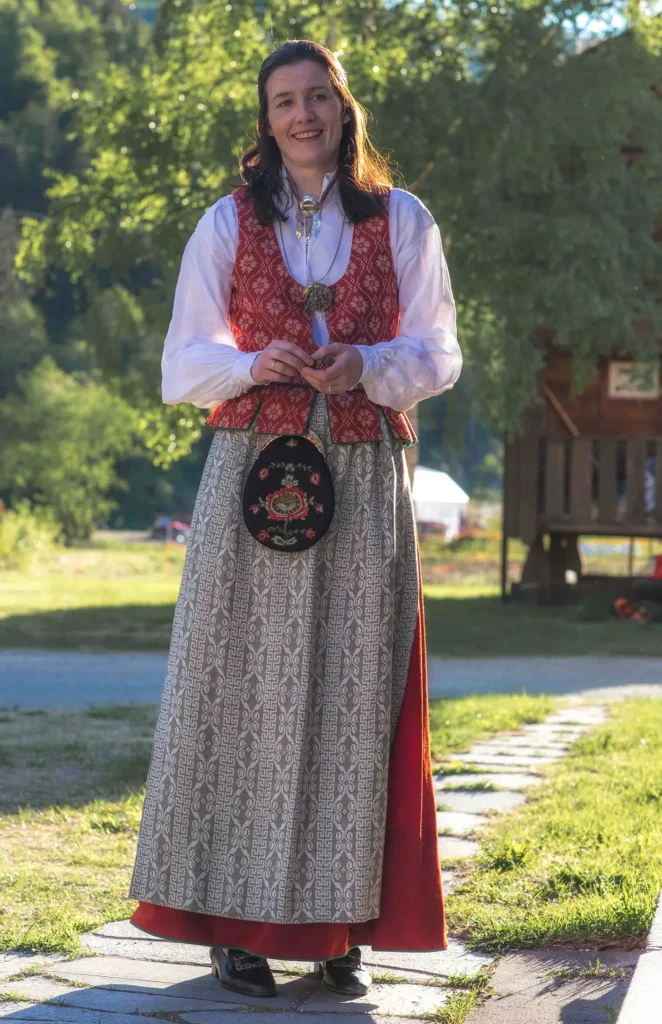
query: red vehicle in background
[{"left": 149, "top": 516, "right": 190, "bottom": 545}]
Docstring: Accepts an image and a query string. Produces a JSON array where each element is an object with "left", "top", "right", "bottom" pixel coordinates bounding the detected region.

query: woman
[{"left": 129, "top": 39, "right": 462, "bottom": 1000}]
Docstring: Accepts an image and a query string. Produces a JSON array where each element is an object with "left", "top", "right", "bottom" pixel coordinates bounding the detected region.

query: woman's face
[{"left": 265, "top": 60, "right": 350, "bottom": 176}]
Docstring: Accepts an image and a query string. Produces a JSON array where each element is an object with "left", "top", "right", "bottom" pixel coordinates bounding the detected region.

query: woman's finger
[
  {"left": 270, "top": 339, "right": 314, "bottom": 366},
  {"left": 266, "top": 367, "right": 295, "bottom": 382},
  {"left": 262, "top": 351, "right": 301, "bottom": 376},
  {"left": 270, "top": 351, "right": 308, "bottom": 373}
]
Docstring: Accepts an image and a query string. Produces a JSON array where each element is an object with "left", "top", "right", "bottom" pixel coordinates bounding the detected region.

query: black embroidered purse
[{"left": 242, "top": 432, "right": 335, "bottom": 552}]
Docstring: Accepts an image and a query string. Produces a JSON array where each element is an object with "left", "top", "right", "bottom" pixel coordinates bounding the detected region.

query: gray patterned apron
[{"left": 129, "top": 395, "right": 420, "bottom": 924}]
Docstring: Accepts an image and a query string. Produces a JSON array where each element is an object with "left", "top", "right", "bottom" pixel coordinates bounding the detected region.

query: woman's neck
[{"left": 282, "top": 160, "right": 337, "bottom": 199}]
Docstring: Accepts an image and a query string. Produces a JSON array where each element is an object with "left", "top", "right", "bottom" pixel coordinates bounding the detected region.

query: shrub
[{"left": 0, "top": 500, "right": 62, "bottom": 570}]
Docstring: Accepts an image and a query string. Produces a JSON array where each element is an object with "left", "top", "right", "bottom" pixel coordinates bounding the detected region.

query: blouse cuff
[
  {"left": 356, "top": 345, "right": 383, "bottom": 388},
  {"left": 231, "top": 351, "right": 259, "bottom": 393}
]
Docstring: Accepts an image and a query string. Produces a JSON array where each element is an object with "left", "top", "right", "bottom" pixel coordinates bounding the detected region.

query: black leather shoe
[
  {"left": 210, "top": 946, "right": 276, "bottom": 998},
  {"left": 317, "top": 946, "right": 371, "bottom": 996}
]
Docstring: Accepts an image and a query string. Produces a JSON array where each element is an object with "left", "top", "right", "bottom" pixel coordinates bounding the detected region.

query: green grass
[
  {"left": 0, "top": 541, "right": 183, "bottom": 649},
  {"left": 447, "top": 699, "right": 662, "bottom": 952},
  {"left": 0, "top": 705, "right": 157, "bottom": 954},
  {"left": 423, "top": 586, "right": 662, "bottom": 657},
  {"left": 0, "top": 536, "right": 660, "bottom": 656},
  {"left": 545, "top": 958, "right": 631, "bottom": 981},
  {"left": 428, "top": 692, "right": 557, "bottom": 760}
]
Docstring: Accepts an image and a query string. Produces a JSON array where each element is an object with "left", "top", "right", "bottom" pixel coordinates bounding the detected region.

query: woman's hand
[
  {"left": 300, "top": 344, "right": 363, "bottom": 395},
  {"left": 250, "top": 339, "right": 315, "bottom": 385}
]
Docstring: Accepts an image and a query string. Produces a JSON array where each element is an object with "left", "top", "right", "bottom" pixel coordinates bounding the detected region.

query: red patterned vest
[{"left": 206, "top": 185, "right": 416, "bottom": 445}]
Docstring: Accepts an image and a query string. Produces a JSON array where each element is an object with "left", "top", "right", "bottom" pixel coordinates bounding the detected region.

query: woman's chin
[{"left": 285, "top": 145, "right": 332, "bottom": 169}]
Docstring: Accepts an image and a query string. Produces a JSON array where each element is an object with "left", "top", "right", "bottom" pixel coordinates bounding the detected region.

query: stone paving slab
[
  {"left": 363, "top": 939, "right": 494, "bottom": 979},
  {"left": 490, "top": 737, "right": 570, "bottom": 752},
  {"left": 437, "top": 810, "right": 487, "bottom": 836},
  {"left": 435, "top": 772, "right": 542, "bottom": 791},
  {"left": 645, "top": 889, "right": 662, "bottom": 950},
  {"left": 0, "top": 1009, "right": 411, "bottom": 1024},
  {"left": 44, "top": 957, "right": 208, "bottom": 985},
  {"left": 442, "top": 868, "right": 457, "bottom": 893},
  {"left": 438, "top": 835, "right": 478, "bottom": 859},
  {"left": 520, "top": 725, "right": 587, "bottom": 737},
  {"left": 465, "top": 949, "right": 637, "bottom": 1024},
  {"left": 0, "top": 1008, "right": 427, "bottom": 1024},
  {"left": 0, "top": 957, "right": 66, "bottom": 982},
  {"left": 545, "top": 710, "right": 607, "bottom": 725},
  {"left": 292, "top": 982, "right": 447, "bottom": 1016},
  {"left": 0, "top": 1004, "right": 180, "bottom": 1024},
  {"left": 80, "top": 920, "right": 211, "bottom": 965},
  {"left": 616, "top": 949, "right": 662, "bottom": 1023},
  {"left": 0, "top": 977, "right": 267, "bottom": 1014},
  {"left": 42, "top": 959, "right": 315, "bottom": 1009},
  {"left": 438, "top": 790, "right": 526, "bottom": 815},
  {"left": 459, "top": 753, "right": 553, "bottom": 769},
  {"left": 466, "top": 744, "right": 565, "bottom": 759},
  {"left": 186, "top": 1017, "right": 427, "bottom": 1024}
]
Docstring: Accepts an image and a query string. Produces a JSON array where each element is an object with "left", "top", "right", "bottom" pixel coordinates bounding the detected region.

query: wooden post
[{"left": 501, "top": 430, "right": 509, "bottom": 601}]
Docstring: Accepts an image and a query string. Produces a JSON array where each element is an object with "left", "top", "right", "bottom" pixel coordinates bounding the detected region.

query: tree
[
  {"left": 15, "top": 0, "right": 662, "bottom": 456},
  {"left": 0, "top": 357, "right": 138, "bottom": 541},
  {"left": 0, "top": 0, "right": 147, "bottom": 216},
  {"left": 0, "top": 208, "right": 48, "bottom": 398}
]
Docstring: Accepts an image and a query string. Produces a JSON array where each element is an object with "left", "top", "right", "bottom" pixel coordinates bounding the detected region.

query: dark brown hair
[{"left": 240, "top": 40, "right": 392, "bottom": 225}]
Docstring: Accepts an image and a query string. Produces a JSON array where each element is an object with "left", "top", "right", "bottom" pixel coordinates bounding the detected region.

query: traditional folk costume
[{"left": 129, "top": 172, "right": 462, "bottom": 962}]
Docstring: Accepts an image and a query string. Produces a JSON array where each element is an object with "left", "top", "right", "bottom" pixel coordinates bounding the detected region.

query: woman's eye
[{"left": 313, "top": 93, "right": 327, "bottom": 101}]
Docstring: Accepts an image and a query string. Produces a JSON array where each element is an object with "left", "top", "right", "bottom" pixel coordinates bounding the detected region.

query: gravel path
[{"left": 1, "top": 649, "right": 662, "bottom": 708}]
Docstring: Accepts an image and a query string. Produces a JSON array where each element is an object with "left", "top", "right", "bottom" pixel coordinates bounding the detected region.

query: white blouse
[{"left": 161, "top": 173, "right": 461, "bottom": 413}]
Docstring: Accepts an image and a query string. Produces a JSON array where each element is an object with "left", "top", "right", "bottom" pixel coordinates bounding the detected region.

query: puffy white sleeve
[
  {"left": 355, "top": 189, "right": 462, "bottom": 412},
  {"left": 161, "top": 195, "right": 258, "bottom": 408}
]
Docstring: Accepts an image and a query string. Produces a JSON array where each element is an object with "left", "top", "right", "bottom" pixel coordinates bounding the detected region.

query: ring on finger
[{"left": 271, "top": 358, "right": 277, "bottom": 371}]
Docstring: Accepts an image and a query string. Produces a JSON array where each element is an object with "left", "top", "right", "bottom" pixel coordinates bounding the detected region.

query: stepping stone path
[{"left": 0, "top": 697, "right": 646, "bottom": 1023}]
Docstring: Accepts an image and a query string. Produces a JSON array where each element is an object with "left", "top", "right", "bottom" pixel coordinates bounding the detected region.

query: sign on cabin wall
[{"left": 607, "top": 360, "right": 660, "bottom": 400}]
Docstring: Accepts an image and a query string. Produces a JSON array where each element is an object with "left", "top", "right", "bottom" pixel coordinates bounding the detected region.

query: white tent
[{"left": 411, "top": 466, "right": 470, "bottom": 539}]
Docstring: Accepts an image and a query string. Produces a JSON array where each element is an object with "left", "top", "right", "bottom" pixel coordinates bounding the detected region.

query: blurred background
[{"left": 1, "top": 0, "right": 662, "bottom": 658}]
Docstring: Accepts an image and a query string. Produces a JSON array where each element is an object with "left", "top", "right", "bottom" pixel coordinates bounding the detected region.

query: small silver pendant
[{"left": 300, "top": 195, "right": 320, "bottom": 217}]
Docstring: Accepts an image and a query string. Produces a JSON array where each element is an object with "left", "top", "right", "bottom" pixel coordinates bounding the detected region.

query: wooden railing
[{"left": 539, "top": 436, "right": 662, "bottom": 534}]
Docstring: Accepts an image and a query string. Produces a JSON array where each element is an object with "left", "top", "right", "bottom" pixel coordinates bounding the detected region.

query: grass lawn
[
  {"left": 447, "top": 698, "right": 662, "bottom": 952},
  {"left": 424, "top": 585, "right": 662, "bottom": 658},
  {"left": 0, "top": 542, "right": 183, "bottom": 651},
  {"left": 1, "top": 538, "right": 661, "bottom": 656},
  {"left": 0, "top": 693, "right": 554, "bottom": 956}
]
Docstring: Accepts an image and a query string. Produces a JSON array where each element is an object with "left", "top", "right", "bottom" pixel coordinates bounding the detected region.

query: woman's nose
[{"left": 293, "top": 99, "right": 315, "bottom": 121}]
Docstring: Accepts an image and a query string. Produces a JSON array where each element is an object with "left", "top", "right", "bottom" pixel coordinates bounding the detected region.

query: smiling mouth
[{"left": 292, "top": 129, "right": 323, "bottom": 140}]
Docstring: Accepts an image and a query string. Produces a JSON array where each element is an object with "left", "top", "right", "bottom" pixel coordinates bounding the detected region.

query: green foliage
[
  {"left": 428, "top": 692, "right": 556, "bottom": 759},
  {"left": 0, "top": 0, "right": 146, "bottom": 214},
  {"left": 0, "top": 358, "right": 138, "bottom": 541},
  {"left": 15, "top": 0, "right": 662, "bottom": 447},
  {"left": 0, "top": 501, "right": 62, "bottom": 571},
  {"left": 0, "top": 209, "right": 48, "bottom": 398}
]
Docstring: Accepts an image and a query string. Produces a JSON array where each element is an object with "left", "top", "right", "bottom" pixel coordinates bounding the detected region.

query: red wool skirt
[{"left": 131, "top": 587, "right": 445, "bottom": 961}]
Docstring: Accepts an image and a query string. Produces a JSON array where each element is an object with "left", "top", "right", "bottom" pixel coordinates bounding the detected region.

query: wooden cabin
[{"left": 503, "top": 351, "right": 662, "bottom": 600}]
